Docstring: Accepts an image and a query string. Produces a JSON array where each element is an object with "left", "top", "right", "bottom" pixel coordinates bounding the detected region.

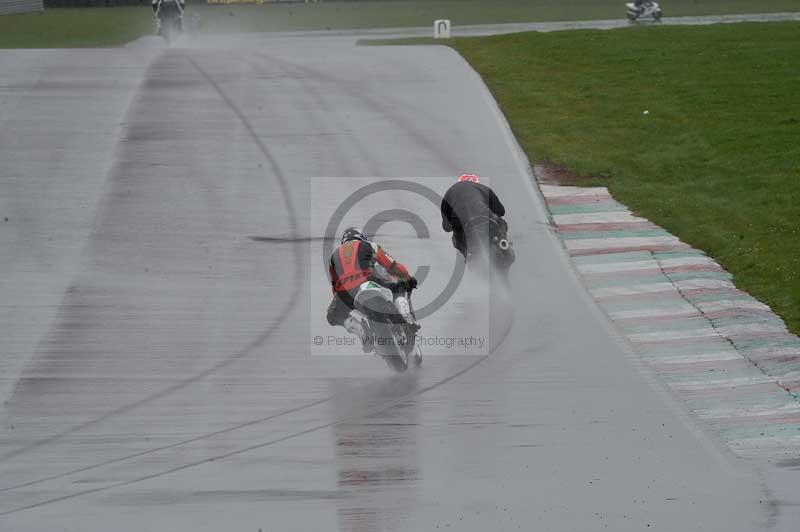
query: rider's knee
[
  {"left": 326, "top": 301, "right": 341, "bottom": 326},
  {"left": 327, "top": 297, "right": 351, "bottom": 327}
]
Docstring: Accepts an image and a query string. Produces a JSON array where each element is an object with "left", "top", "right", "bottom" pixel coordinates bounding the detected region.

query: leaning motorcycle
[
  {"left": 463, "top": 215, "right": 515, "bottom": 278},
  {"left": 156, "top": 0, "right": 184, "bottom": 43},
  {"left": 626, "top": 1, "right": 662, "bottom": 22},
  {"left": 355, "top": 279, "right": 422, "bottom": 372}
]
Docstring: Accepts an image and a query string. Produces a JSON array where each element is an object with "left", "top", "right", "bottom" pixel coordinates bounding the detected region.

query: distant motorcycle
[
  {"left": 155, "top": 0, "right": 184, "bottom": 42},
  {"left": 626, "top": 1, "right": 662, "bottom": 22},
  {"left": 355, "top": 279, "right": 422, "bottom": 372},
  {"left": 463, "top": 215, "right": 515, "bottom": 278}
]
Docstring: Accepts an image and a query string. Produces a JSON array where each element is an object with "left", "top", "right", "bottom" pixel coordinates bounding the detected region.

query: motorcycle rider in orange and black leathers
[{"left": 327, "top": 227, "right": 418, "bottom": 353}]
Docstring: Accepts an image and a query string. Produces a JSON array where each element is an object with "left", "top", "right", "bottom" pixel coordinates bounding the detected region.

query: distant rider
[
  {"left": 152, "top": 0, "right": 185, "bottom": 32},
  {"left": 327, "top": 227, "right": 418, "bottom": 353},
  {"left": 440, "top": 174, "right": 507, "bottom": 258}
]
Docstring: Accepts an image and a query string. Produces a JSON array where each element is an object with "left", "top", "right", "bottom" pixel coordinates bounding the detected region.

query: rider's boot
[{"left": 344, "top": 312, "right": 374, "bottom": 353}]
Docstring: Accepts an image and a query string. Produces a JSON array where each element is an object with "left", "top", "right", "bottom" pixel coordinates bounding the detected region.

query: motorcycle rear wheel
[
  {"left": 383, "top": 353, "right": 409, "bottom": 372},
  {"left": 360, "top": 297, "right": 410, "bottom": 372},
  {"left": 409, "top": 343, "right": 423, "bottom": 368}
]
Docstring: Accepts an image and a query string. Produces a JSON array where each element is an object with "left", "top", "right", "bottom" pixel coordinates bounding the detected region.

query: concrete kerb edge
[{"left": 538, "top": 183, "right": 800, "bottom": 464}]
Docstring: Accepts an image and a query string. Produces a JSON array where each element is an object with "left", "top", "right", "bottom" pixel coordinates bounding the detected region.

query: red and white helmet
[{"left": 458, "top": 174, "right": 479, "bottom": 183}]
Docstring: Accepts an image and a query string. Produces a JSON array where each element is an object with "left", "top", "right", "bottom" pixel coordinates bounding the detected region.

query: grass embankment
[
  {"left": 192, "top": 1, "right": 800, "bottom": 33},
  {"left": 1, "top": 0, "right": 799, "bottom": 48},
  {"left": 0, "top": 8, "right": 152, "bottom": 48},
  {"left": 443, "top": 23, "right": 799, "bottom": 332}
]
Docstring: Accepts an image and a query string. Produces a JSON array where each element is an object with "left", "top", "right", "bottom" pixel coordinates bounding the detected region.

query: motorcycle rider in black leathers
[
  {"left": 152, "top": 0, "right": 185, "bottom": 34},
  {"left": 440, "top": 174, "right": 507, "bottom": 258}
]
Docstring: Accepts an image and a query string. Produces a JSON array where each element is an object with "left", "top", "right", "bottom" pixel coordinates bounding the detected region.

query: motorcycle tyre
[{"left": 361, "top": 297, "right": 409, "bottom": 372}]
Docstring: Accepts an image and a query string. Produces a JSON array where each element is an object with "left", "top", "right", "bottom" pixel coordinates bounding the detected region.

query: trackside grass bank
[
  {"left": 441, "top": 22, "right": 799, "bottom": 333},
  {"left": 2, "top": 1, "right": 800, "bottom": 47},
  {"left": 0, "top": 8, "right": 152, "bottom": 48},
  {"left": 189, "top": 1, "right": 800, "bottom": 33}
]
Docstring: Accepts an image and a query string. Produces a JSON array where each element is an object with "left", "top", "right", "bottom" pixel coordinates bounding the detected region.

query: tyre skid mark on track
[
  {"left": 0, "top": 51, "right": 515, "bottom": 514},
  {"left": 0, "top": 327, "right": 510, "bottom": 516},
  {"left": 0, "top": 396, "right": 335, "bottom": 494},
  {"left": 253, "top": 51, "right": 465, "bottom": 175},
  {"left": 0, "top": 52, "right": 302, "bottom": 467},
  {"left": 245, "top": 54, "right": 383, "bottom": 178},
  {"left": 0, "top": 51, "right": 377, "bottom": 475}
]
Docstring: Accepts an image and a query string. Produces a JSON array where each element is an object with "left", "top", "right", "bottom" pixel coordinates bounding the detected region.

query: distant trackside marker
[{"left": 434, "top": 19, "right": 451, "bottom": 39}]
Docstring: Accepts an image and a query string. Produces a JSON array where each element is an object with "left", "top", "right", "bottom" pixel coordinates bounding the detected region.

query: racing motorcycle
[
  {"left": 355, "top": 279, "right": 422, "bottom": 372},
  {"left": 155, "top": 0, "right": 184, "bottom": 43},
  {"left": 463, "top": 215, "right": 515, "bottom": 278},
  {"left": 626, "top": 1, "right": 662, "bottom": 22}
]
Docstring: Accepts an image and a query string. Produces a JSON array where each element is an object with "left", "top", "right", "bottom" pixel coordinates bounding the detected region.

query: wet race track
[{"left": 0, "top": 33, "right": 787, "bottom": 530}]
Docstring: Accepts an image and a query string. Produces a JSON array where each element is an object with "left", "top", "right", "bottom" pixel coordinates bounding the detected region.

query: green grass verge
[
  {"left": 2, "top": 1, "right": 799, "bottom": 48},
  {"left": 437, "top": 22, "right": 799, "bottom": 332},
  {"left": 0, "top": 8, "right": 152, "bottom": 48},
  {"left": 191, "top": 1, "right": 800, "bottom": 33}
]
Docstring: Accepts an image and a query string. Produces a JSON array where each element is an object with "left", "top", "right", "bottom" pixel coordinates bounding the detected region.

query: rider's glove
[{"left": 407, "top": 277, "right": 418, "bottom": 290}]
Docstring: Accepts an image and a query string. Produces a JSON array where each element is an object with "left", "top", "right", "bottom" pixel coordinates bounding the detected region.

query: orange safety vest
[{"left": 332, "top": 241, "right": 372, "bottom": 292}]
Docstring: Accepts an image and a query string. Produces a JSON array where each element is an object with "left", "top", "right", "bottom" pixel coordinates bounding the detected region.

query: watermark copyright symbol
[
  {"left": 313, "top": 336, "right": 324, "bottom": 346},
  {"left": 323, "top": 179, "right": 465, "bottom": 320}
]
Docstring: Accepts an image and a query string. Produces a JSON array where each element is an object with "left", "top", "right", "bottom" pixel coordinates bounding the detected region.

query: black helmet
[{"left": 341, "top": 227, "right": 367, "bottom": 244}]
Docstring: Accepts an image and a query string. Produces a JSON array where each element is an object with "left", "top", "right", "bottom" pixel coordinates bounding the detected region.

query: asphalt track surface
[{"left": 0, "top": 29, "right": 796, "bottom": 531}]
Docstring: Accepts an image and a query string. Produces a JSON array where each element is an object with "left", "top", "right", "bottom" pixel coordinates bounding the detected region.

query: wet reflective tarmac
[{"left": 0, "top": 34, "right": 784, "bottom": 530}]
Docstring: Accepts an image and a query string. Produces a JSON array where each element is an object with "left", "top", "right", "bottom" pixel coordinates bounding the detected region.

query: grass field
[
  {"left": 430, "top": 22, "right": 799, "bottom": 332},
  {"left": 1, "top": 1, "right": 799, "bottom": 47},
  {"left": 0, "top": 8, "right": 152, "bottom": 48}
]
